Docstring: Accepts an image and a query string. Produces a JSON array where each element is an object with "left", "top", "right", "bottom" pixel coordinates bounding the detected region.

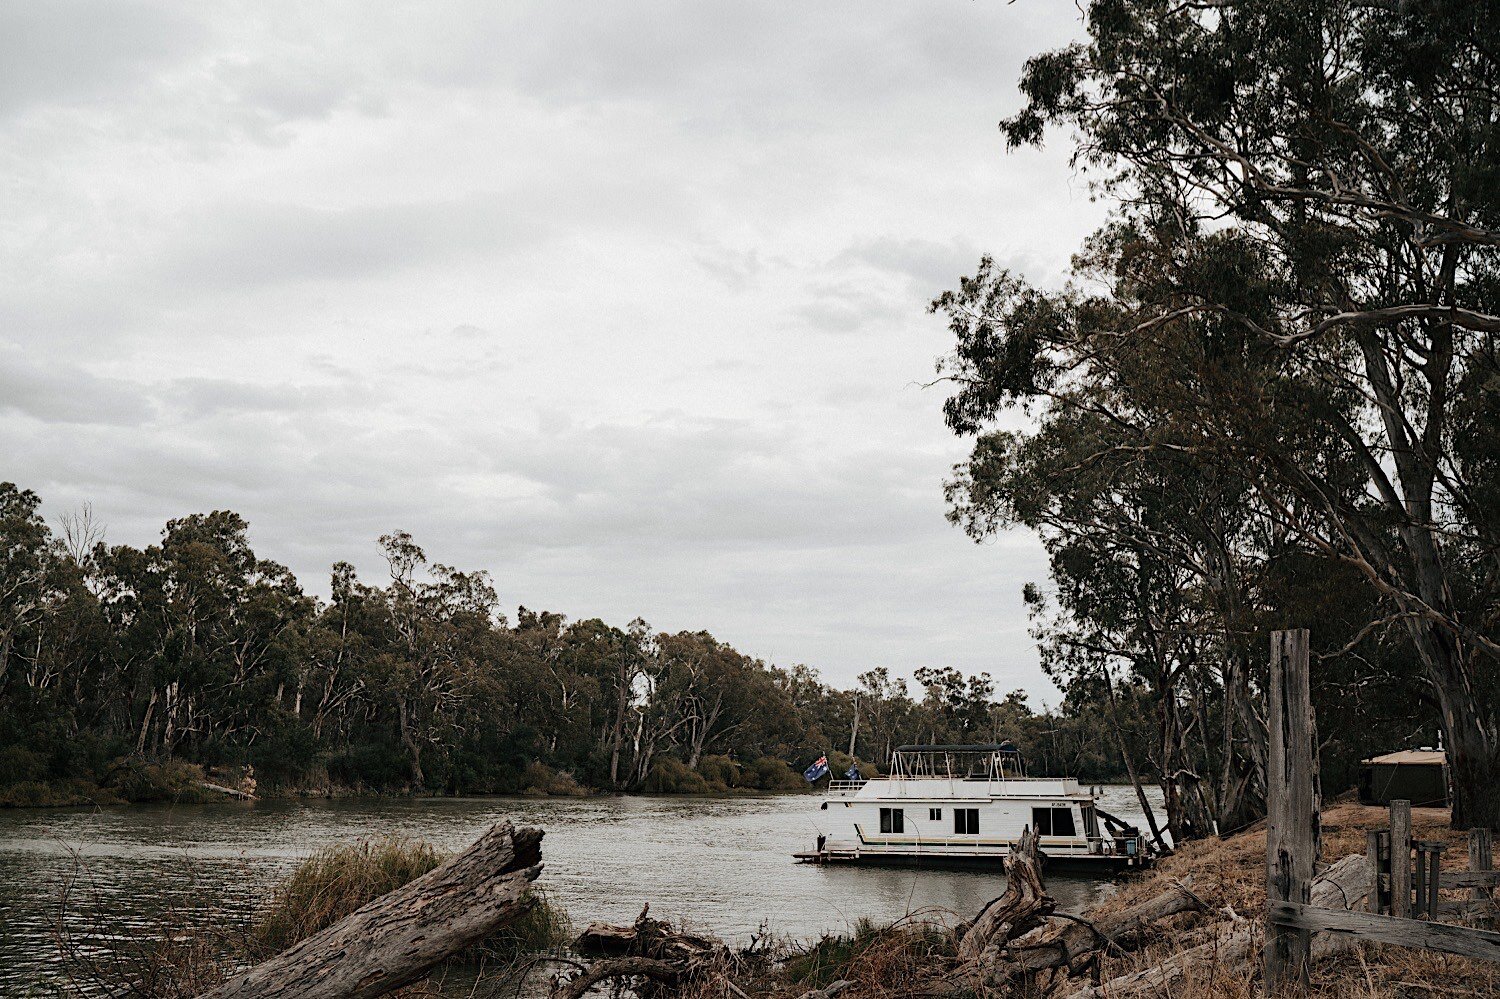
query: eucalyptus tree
[{"left": 941, "top": 0, "right": 1500, "bottom": 827}]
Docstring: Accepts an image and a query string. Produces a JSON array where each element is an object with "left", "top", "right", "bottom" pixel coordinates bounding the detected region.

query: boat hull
[{"left": 792, "top": 849, "right": 1147, "bottom": 875}]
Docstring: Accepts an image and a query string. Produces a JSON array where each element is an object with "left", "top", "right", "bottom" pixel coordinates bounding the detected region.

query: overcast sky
[{"left": 3, "top": 1, "right": 1104, "bottom": 699}]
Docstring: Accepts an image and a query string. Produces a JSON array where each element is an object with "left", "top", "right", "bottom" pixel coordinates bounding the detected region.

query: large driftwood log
[
  {"left": 998, "top": 877, "right": 1206, "bottom": 979},
  {"left": 955, "top": 826, "right": 1055, "bottom": 968},
  {"left": 1065, "top": 852, "right": 1368, "bottom": 999},
  {"left": 202, "top": 821, "right": 543, "bottom": 999}
]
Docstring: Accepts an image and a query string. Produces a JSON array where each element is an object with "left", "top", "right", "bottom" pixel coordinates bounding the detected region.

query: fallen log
[
  {"left": 198, "top": 780, "right": 257, "bottom": 800},
  {"left": 551, "top": 956, "right": 682, "bottom": 999},
  {"left": 558, "top": 903, "right": 735, "bottom": 998},
  {"left": 201, "top": 821, "right": 543, "bottom": 999},
  {"left": 574, "top": 903, "right": 724, "bottom": 962},
  {"left": 997, "top": 877, "right": 1207, "bottom": 979},
  {"left": 1065, "top": 852, "right": 1368, "bottom": 999}
]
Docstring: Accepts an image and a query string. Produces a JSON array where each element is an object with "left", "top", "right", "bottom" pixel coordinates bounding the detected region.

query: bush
[
  {"left": 254, "top": 836, "right": 445, "bottom": 953},
  {"left": 643, "top": 757, "right": 710, "bottom": 794},
  {"left": 696, "top": 754, "right": 741, "bottom": 789},
  {"left": 520, "top": 761, "right": 588, "bottom": 796},
  {"left": 0, "top": 745, "right": 46, "bottom": 784},
  {"left": 104, "top": 758, "right": 212, "bottom": 804},
  {"left": 0, "top": 779, "right": 90, "bottom": 807},
  {"left": 742, "top": 756, "right": 806, "bottom": 791},
  {"left": 786, "top": 918, "right": 952, "bottom": 993}
]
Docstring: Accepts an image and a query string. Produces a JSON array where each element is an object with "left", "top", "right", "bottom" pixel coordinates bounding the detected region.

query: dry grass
[
  {"left": 252, "top": 835, "right": 446, "bottom": 953},
  {"left": 1082, "top": 802, "right": 1500, "bottom": 998}
]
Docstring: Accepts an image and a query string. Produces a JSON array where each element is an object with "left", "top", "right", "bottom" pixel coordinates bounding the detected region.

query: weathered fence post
[
  {"left": 1472, "top": 828, "right": 1495, "bottom": 927},
  {"left": 1265, "top": 628, "right": 1319, "bottom": 996},
  {"left": 1366, "top": 830, "right": 1388, "bottom": 914},
  {"left": 1391, "top": 800, "right": 1413, "bottom": 919}
]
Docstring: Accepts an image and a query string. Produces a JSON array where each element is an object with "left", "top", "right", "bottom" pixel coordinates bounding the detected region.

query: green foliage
[
  {"left": 933, "top": 0, "right": 1500, "bottom": 833},
  {"left": 104, "top": 759, "right": 213, "bottom": 804},
  {"left": 695, "top": 754, "right": 740, "bottom": 788},
  {"left": 740, "top": 756, "right": 805, "bottom": 791},
  {"left": 643, "top": 757, "right": 712, "bottom": 794},
  {"left": 465, "top": 889, "right": 572, "bottom": 966},
  {"left": 519, "top": 762, "right": 587, "bottom": 797}
]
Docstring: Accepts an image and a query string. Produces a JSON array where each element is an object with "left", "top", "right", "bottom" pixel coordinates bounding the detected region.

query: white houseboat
[{"left": 795, "top": 743, "right": 1152, "bottom": 873}]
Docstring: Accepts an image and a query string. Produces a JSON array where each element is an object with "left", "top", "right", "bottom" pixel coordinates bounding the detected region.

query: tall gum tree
[{"left": 939, "top": 0, "right": 1500, "bottom": 827}]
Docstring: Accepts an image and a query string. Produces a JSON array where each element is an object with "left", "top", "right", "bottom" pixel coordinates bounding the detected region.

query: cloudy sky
[{"left": 3, "top": 1, "right": 1104, "bottom": 698}]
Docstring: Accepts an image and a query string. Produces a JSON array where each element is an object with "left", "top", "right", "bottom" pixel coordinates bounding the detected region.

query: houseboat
[{"left": 795, "top": 743, "right": 1152, "bottom": 873}]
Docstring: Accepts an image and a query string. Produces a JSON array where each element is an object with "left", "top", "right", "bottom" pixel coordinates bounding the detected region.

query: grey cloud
[
  {"left": 0, "top": 345, "right": 155, "bottom": 426},
  {"left": 162, "top": 195, "right": 549, "bottom": 288},
  {"left": 160, "top": 375, "right": 369, "bottom": 418},
  {"left": 0, "top": 1, "right": 205, "bottom": 119},
  {"left": 835, "top": 236, "right": 984, "bottom": 296}
]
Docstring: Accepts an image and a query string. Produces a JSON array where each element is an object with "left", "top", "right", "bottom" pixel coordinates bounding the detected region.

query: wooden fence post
[
  {"left": 1391, "top": 800, "right": 1412, "bottom": 919},
  {"left": 1366, "top": 830, "right": 1388, "bottom": 914},
  {"left": 1265, "top": 628, "right": 1319, "bottom": 996},
  {"left": 1472, "top": 828, "right": 1495, "bottom": 927}
]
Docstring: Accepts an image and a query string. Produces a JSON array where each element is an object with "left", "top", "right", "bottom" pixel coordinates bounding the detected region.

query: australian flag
[
  {"left": 803, "top": 755, "right": 830, "bottom": 782},
  {"left": 845, "top": 764, "right": 861, "bottom": 780}
]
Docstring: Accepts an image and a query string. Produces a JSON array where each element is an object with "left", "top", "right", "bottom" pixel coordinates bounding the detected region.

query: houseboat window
[
  {"left": 954, "top": 807, "right": 979, "bottom": 834},
  {"left": 929, "top": 807, "right": 942, "bottom": 820},
  {"left": 1031, "top": 806, "right": 1077, "bottom": 836},
  {"left": 880, "top": 807, "right": 905, "bottom": 834}
]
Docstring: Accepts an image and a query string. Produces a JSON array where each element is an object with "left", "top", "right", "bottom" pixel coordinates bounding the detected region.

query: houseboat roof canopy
[
  {"left": 890, "top": 742, "right": 1026, "bottom": 779},
  {"left": 895, "top": 743, "right": 1016, "bottom": 753}
]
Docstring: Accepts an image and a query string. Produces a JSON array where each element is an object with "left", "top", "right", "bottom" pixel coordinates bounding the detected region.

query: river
[{"left": 0, "top": 785, "right": 1163, "bottom": 993}]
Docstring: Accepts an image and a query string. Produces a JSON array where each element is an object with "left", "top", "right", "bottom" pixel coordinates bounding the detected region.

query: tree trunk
[
  {"left": 398, "top": 699, "right": 424, "bottom": 788},
  {"left": 609, "top": 654, "right": 631, "bottom": 787},
  {"left": 1104, "top": 672, "right": 1170, "bottom": 853},
  {"left": 956, "top": 826, "right": 1054, "bottom": 969},
  {"left": 1414, "top": 618, "right": 1500, "bottom": 830},
  {"left": 203, "top": 821, "right": 543, "bottom": 999}
]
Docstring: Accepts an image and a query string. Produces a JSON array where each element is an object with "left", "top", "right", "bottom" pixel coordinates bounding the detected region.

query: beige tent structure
[{"left": 1358, "top": 749, "right": 1449, "bottom": 807}]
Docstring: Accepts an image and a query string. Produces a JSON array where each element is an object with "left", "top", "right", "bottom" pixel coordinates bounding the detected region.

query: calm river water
[{"left": 0, "top": 785, "right": 1162, "bottom": 993}]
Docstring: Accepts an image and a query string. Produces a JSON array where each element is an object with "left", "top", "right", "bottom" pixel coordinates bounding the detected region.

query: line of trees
[
  {"left": 935, "top": 0, "right": 1500, "bottom": 830},
  {"left": 0, "top": 482, "right": 1146, "bottom": 805}
]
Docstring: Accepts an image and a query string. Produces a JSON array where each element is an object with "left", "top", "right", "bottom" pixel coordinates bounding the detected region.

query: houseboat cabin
[{"left": 796, "top": 744, "right": 1150, "bottom": 873}]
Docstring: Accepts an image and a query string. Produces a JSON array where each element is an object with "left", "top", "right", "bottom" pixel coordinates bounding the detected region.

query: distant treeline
[{"left": 0, "top": 482, "right": 1151, "bottom": 807}]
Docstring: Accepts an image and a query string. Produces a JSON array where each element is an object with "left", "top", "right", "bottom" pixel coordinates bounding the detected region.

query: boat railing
[{"left": 826, "top": 779, "right": 865, "bottom": 795}]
